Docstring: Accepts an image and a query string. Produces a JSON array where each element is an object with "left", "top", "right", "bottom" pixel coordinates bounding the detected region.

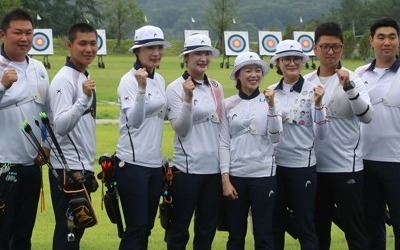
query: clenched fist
[
  {"left": 1, "top": 68, "right": 18, "bottom": 89},
  {"left": 135, "top": 68, "right": 148, "bottom": 92},
  {"left": 263, "top": 88, "right": 275, "bottom": 108}
]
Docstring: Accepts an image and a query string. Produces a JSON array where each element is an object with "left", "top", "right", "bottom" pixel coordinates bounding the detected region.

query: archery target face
[
  {"left": 97, "top": 29, "right": 107, "bottom": 55},
  {"left": 184, "top": 30, "right": 209, "bottom": 40},
  {"left": 29, "top": 29, "right": 53, "bottom": 55},
  {"left": 293, "top": 31, "right": 315, "bottom": 56},
  {"left": 258, "top": 31, "right": 282, "bottom": 56},
  {"left": 224, "top": 31, "right": 249, "bottom": 56}
]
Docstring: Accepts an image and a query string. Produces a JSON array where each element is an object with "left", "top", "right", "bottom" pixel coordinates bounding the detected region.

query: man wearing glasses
[{"left": 303, "top": 22, "right": 372, "bottom": 250}]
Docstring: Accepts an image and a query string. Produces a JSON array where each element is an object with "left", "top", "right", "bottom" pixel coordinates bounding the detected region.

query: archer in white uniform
[
  {"left": 48, "top": 23, "right": 98, "bottom": 250},
  {"left": 166, "top": 34, "right": 223, "bottom": 250},
  {"left": 355, "top": 17, "right": 400, "bottom": 250},
  {"left": 219, "top": 51, "right": 282, "bottom": 249},
  {"left": 115, "top": 25, "right": 170, "bottom": 250},
  {"left": 269, "top": 40, "right": 326, "bottom": 250},
  {"left": 0, "top": 9, "right": 51, "bottom": 249},
  {"left": 303, "top": 22, "right": 372, "bottom": 250}
]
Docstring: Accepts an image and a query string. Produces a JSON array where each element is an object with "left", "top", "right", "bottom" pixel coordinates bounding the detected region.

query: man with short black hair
[
  {"left": 0, "top": 8, "right": 51, "bottom": 249},
  {"left": 355, "top": 17, "right": 400, "bottom": 249},
  {"left": 303, "top": 22, "right": 372, "bottom": 250},
  {"left": 48, "top": 22, "right": 98, "bottom": 250}
]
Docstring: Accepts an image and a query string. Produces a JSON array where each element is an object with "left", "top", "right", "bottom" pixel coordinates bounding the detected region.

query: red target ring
[
  {"left": 228, "top": 34, "right": 246, "bottom": 53},
  {"left": 32, "top": 32, "right": 50, "bottom": 52},
  {"left": 297, "top": 34, "right": 314, "bottom": 53}
]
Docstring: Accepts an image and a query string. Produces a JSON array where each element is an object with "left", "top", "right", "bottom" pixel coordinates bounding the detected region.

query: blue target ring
[
  {"left": 97, "top": 34, "right": 103, "bottom": 50},
  {"left": 228, "top": 34, "right": 246, "bottom": 53},
  {"left": 32, "top": 32, "right": 50, "bottom": 52},
  {"left": 297, "top": 34, "right": 314, "bottom": 53},
  {"left": 262, "top": 34, "right": 279, "bottom": 53}
]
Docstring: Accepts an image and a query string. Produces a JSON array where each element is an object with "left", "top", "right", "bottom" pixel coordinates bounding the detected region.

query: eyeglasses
[
  {"left": 279, "top": 56, "right": 303, "bottom": 65},
  {"left": 318, "top": 44, "right": 343, "bottom": 53}
]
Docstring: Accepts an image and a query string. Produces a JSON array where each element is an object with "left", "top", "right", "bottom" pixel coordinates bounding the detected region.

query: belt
[
  {"left": 0, "top": 96, "right": 36, "bottom": 110},
  {"left": 0, "top": 163, "right": 35, "bottom": 167}
]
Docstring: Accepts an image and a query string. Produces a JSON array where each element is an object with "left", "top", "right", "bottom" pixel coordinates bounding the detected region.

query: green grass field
[{"left": 29, "top": 54, "right": 395, "bottom": 249}]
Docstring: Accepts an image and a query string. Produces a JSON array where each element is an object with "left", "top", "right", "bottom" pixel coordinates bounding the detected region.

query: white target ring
[
  {"left": 297, "top": 35, "right": 313, "bottom": 53},
  {"left": 224, "top": 31, "right": 250, "bottom": 56},
  {"left": 258, "top": 31, "right": 282, "bottom": 56},
  {"left": 293, "top": 31, "right": 315, "bottom": 56},
  {"left": 262, "top": 35, "right": 279, "bottom": 53},
  {"left": 97, "top": 34, "right": 103, "bottom": 51},
  {"left": 96, "top": 29, "right": 107, "bottom": 55},
  {"left": 228, "top": 35, "right": 246, "bottom": 53},
  {"left": 29, "top": 29, "right": 53, "bottom": 55},
  {"left": 32, "top": 32, "right": 50, "bottom": 52}
]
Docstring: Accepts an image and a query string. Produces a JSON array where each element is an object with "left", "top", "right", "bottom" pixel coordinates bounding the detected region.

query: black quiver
[{"left": 97, "top": 154, "right": 124, "bottom": 238}]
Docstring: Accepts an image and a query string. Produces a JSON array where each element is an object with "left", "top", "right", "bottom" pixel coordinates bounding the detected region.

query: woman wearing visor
[
  {"left": 219, "top": 51, "right": 282, "bottom": 249},
  {"left": 269, "top": 40, "right": 326, "bottom": 250},
  {"left": 166, "top": 34, "right": 224, "bottom": 250},
  {"left": 115, "top": 25, "right": 171, "bottom": 250}
]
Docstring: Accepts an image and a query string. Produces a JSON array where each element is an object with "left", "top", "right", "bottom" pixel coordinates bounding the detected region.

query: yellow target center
[
  {"left": 233, "top": 40, "right": 241, "bottom": 47},
  {"left": 36, "top": 38, "right": 44, "bottom": 46},
  {"left": 267, "top": 40, "right": 275, "bottom": 47}
]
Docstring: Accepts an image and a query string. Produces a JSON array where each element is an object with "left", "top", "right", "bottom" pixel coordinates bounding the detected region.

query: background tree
[
  {"left": 21, "top": 0, "right": 47, "bottom": 28},
  {"left": 39, "top": 0, "right": 101, "bottom": 36},
  {"left": 206, "top": 0, "right": 236, "bottom": 55},
  {"left": 358, "top": 32, "right": 373, "bottom": 61},
  {"left": 101, "top": 0, "right": 144, "bottom": 52},
  {"left": 343, "top": 30, "right": 356, "bottom": 59},
  {"left": 0, "top": 0, "right": 22, "bottom": 20}
]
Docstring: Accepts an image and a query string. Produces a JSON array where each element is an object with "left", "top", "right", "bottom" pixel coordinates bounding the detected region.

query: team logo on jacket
[{"left": 38, "top": 69, "right": 46, "bottom": 79}]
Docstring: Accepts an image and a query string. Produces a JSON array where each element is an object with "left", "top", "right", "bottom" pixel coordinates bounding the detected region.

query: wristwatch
[{"left": 343, "top": 80, "right": 355, "bottom": 91}]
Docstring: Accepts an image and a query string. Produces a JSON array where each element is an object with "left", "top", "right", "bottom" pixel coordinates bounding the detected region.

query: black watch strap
[{"left": 343, "top": 80, "right": 355, "bottom": 91}]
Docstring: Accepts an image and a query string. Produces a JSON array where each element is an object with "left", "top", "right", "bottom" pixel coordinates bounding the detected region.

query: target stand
[
  {"left": 97, "top": 55, "right": 105, "bottom": 69},
  {"left": 220, "top": 55, "right": 232, "bottom": 69},
  {"left": 28, "top": 29, "right": 54, "bottom": 69},
  {"left": 42, "top": 55, "right": 51, "bottom": 69},
  {"left": 222, "top": 31, "right": 250, "bottom": 69},
  {"left": 305, "top": 56, "right": 317, "bottom": 70}
]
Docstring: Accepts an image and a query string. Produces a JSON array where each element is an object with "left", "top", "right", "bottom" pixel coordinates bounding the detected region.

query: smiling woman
[
  {"left": 219, "top": 51, "right": 281, "bottom": 249},
  {"left": 115, "top": 25, "right": 171, "bottom": 250},
  {"left": 165, "top": 33, "right": 224, "bottom": 249},
  {"left": 268, "top": 39, "right": 327, "bottom": 250}
]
